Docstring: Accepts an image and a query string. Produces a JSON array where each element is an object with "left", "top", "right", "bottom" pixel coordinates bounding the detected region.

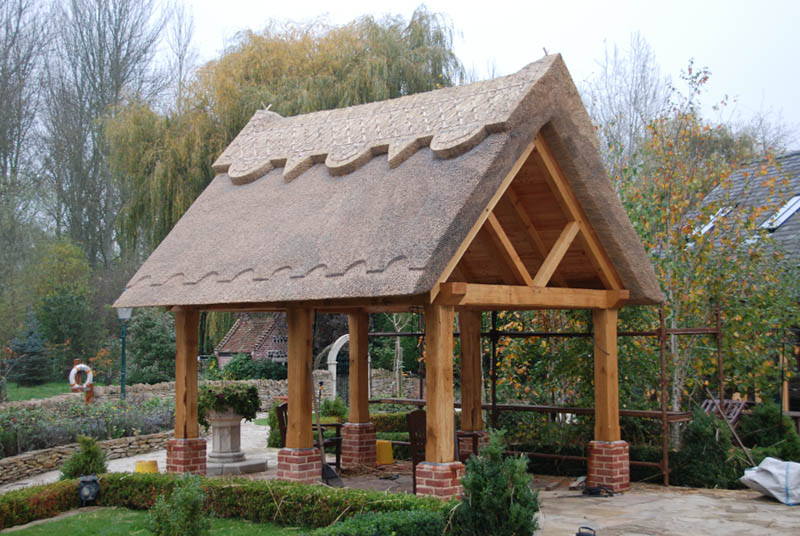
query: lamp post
[{"left": 116, "top": 307, "right": 133, "bottom": 400}]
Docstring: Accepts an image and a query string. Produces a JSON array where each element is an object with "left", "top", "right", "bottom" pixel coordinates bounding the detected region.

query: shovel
[{"left": 313, "top": 380, "right": 344, "bottom": 487}]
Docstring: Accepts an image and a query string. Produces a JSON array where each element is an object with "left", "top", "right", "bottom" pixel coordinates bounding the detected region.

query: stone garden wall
[
  {"left": 0, "top": 431, "right": 173, "bottom": 485},
  {"left": 370, "top": 368, "right": 421, "bottom": 399}
]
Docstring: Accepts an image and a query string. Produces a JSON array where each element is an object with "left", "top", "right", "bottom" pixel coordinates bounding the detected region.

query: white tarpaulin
[{"left": 740, "top": 457, "right": 799, "bottom": 505}]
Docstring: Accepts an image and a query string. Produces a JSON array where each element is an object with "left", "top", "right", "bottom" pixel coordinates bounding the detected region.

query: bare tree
[
  {"left": 0, "top": 0, "right": 46, "bottom": 343},
  {"left": 167, "top": 1, "right": 197, "bottom": 112},
  {"left": 40, "top": 0, "right": 166, "bottom": 268},
  {"left": 581, "top": 32, "right": 671, "bottom": 185}
]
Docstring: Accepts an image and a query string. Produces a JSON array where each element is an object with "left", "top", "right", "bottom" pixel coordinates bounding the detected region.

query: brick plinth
[
  {"left": 458, "top": 430, "right": 488, "bottom": 459},
  {"left": 341, "top": 422, "right": 376, "bottom": 468},
  {"left": 277, "top": 448, "right": 322, "bottom": 484},
  {"left": 587, "top": 440, "right": 630, "bottom": 492},
  {"left": 416, "top": 461, "right": 465, "bottom": 500},
  {"left": 166, "top": 438, "right": 207, "bottom": 475}
]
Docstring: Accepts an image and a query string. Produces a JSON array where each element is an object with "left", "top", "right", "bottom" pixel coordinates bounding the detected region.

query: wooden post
[
  {"left": 174, "top": 308, "right": 200, "bottom": 439},
  {"left": 287, "top": 306, "right": 314, "bottom": 449},
  {"left": 593, "top": 308, "right": 620, "bottom": 441},
  {"left": 348, "top": 310, "right": 370, "bottom": 423},
  {"left": 459, "top": 309, "right": 483, "bottom": 432},
  {"left": 424, "top": 303, "right": 455, "bottom": 463}
]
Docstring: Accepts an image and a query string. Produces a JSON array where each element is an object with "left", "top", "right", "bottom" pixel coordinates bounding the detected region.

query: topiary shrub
[
  {"left": 738, "top": 402, "right": 800, "bottom": 462},
  {"left": 148, "top": 474, "right": 211, "bottom": 536},
  {"left": 451, "top": 430, "right": 539, "bottom": 536},
  {"left": 59, "top": 435, "right": 107, "bottom": 480},
  {"left": 306, "top": 509, "right": 446, "bottom": 536},
  {"left": 672, "top": 408, "right": 743, "bottom": 488}
]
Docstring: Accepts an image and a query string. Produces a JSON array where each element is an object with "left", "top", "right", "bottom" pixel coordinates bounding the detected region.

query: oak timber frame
[{"left": 169, "top": 135, "right": 628, "bottom": 474}]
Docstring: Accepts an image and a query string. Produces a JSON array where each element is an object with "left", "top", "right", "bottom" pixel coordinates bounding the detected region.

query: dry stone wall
[
  {"left": 369, "top": 369, "right": 421, "bottom": 399},
  {"left": 0, "top": 431, "right": 173, "bottom": 485}
]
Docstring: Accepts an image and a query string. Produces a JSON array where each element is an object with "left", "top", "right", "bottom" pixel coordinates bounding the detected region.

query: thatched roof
[{"left": 115, "top": 54, "right": 663, "bottom": 309}]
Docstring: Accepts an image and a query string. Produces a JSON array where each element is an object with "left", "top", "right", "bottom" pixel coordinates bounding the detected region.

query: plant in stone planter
[{"left": 197, "top": 383, "right": 260, "bottom": 429}]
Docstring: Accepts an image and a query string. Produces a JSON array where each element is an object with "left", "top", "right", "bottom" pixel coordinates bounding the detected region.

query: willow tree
[{"left": 107, "top": 5, "right": 464, "bottom": 350}]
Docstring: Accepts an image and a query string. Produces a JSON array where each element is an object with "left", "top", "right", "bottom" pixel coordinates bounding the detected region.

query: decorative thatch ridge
[{"left": 212, "top": 60, "right": 550, "bottom": 183}]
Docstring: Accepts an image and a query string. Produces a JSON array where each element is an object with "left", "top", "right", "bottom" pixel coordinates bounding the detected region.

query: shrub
[
  {"left": 371, "top": 411, "right": 412, "bottom": 433},
  {"left": 148, "top": 475, "right": 211, "bottom": 536},
  {"left": 320, "top": 397, "right": 347, "bottom": 420},
  {"left": 59, "top": 435, "right": 107, "bottom": 479},
  {"left": 222, "top": 353, "right": 287, "bottom": 381},
  {"left": 0, "top": 480, "right": 80, "bottom": 530},
  {"left": 738, "top": 402, "right": 800, "bottom": 462},
  {"left": 266, "top": 403, "right": 282, "bottom": 448},
  {"left": 451, "top": 430, "right": 539, "bottom": 536},
  {"left": 672, "top": 408, "right": 744, "bottom": 488},
  {"left": 306, "top": 509, "right": 446, "bottom": 536},
  {"left": 197, "top": 383, "right": 260, "bottom": 429}
]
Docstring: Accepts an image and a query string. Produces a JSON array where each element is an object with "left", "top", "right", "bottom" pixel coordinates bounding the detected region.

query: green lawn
[
  {"left": 10, "top": 507, "right": 297, "bottom": 535},
  {"left": 6, "top": 382, "right": 73, "bottom": 401}
]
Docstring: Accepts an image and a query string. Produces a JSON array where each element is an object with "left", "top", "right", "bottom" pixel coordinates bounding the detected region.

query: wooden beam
[
  {"left": 287, "top": 306, "right": 314, "bottom": 449},
  {"left": 594, "top": 308, "right": 620, "bottom": 441},
  {"left": 436, "top": 282, "right": 629, "bottom": 310},
  {"left": 532, "top": 221, "right": 580, "bottom": 287},
  {"left": 506, "top": 187, "right": 568, "bottom": 287},
  {"left": 432, "top": 138, "right": 538, "bottom": 300},
  {"left": 424, "top": 303, "right": 455, "bottom": 463},
  {"left": 459, "top": 309, "right": 483, "bottom": 431},
  {"left": 174, "top": 307, "right": 199, "bottom": 439},
  {"left": 484, "top": 212, "right": 535, "bottom": 286},
  {"left": 348, "top": 310, "right": 370, "bottom": 423},
  {"left": 535, "top": 134, "right": 623, "bottom": 290}
]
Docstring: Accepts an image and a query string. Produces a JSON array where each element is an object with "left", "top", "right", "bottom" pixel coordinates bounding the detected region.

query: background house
[{"left": 214, "top": 313, "right": 288, "bottom": 367}]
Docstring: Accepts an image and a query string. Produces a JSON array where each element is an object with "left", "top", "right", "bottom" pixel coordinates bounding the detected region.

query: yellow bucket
[
  {"left": 376, "top": 440, "right": 394, "bottom": 465},
  {"left": 134, "top": 460, "right": 159, "bottom": 473}
]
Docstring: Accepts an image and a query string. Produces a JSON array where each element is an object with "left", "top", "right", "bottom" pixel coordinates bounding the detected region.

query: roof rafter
[
  {"left": 506, "top": 186, "right": 569, "bottom": 287},
  {"left": 533, "top": 221, "right": 580, "bottom": 287},
  {"left": 534, "top": 134, "right": 623, "bottom": 290},
  {"left": 484, "top": 212, "right": 535, "bottom": 286}
]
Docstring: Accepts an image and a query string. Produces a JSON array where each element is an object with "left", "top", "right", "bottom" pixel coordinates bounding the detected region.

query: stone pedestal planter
[
  {"left": 208, "top": 408, "right": 246, "bottom": 464},
  {"left": 206, "top": 407, "right": 267, "bottom": 476}
]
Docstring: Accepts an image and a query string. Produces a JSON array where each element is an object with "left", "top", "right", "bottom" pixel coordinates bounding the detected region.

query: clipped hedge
[
  {"left": 0, "top": 480, "right": 80, "bottom": 529},
  {"left": 376, "top": 431, "right": 411, "bottom": 460},
  {"left": 306, "top": 509, "right": 448, "bottom": 536},
  {"left": 371, "top": 412, "right": 412, "bottom": 433},
  {"left": 97, "top": 473, "right": 451, "bottom": 528},
  {"left": 1, "top": 473, "right": 452, "bottom": 531}
]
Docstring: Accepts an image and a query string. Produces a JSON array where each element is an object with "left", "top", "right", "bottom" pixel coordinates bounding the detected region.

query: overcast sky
[{"left": 184, "top": 0, "right": 800, "bottom": 147}]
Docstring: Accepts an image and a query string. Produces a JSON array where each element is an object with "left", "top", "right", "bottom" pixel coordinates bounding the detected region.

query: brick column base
[
  {"left": 341, "top": 422, "right": 376, "bottom": 468},
  {"left": 166, "top": 438, "right": 207, "bottom": 475},
  {"left": 458, "top": 430, "right": 488, "bottom": 459},
  {"left": 587, "top": 440, "right": 630, "bottom": 492},
  {"left": 416, "top": 461, "right": 465, "bottom": 500},
  {"left": 277, "top": 448, "right": 322, "bottom": 484}
]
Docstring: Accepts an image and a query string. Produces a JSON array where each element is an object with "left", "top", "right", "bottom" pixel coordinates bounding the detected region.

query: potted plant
[{"left": 198, "top": 383, "right": 261, "bottom": 465}]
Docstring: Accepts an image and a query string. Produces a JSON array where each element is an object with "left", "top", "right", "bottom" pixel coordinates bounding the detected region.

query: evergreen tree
[{"left": 9, "top": 313, "right": 50, "bottom": 386}]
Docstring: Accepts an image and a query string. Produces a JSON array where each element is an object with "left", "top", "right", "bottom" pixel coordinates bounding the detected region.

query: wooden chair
[
  {"left": 700, "top": 398, "right": 751, "bottom": 427},
  {"left": 406, "top": 409, "right": 479, "bottom": 494},
  {"left": 275, "top": 402, "right": 342, "bottom": 471}
]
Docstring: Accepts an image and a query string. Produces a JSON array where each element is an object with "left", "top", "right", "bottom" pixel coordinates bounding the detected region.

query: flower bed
[{"left": 0, "top": 397, "right": 174, "bottom": 459}]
